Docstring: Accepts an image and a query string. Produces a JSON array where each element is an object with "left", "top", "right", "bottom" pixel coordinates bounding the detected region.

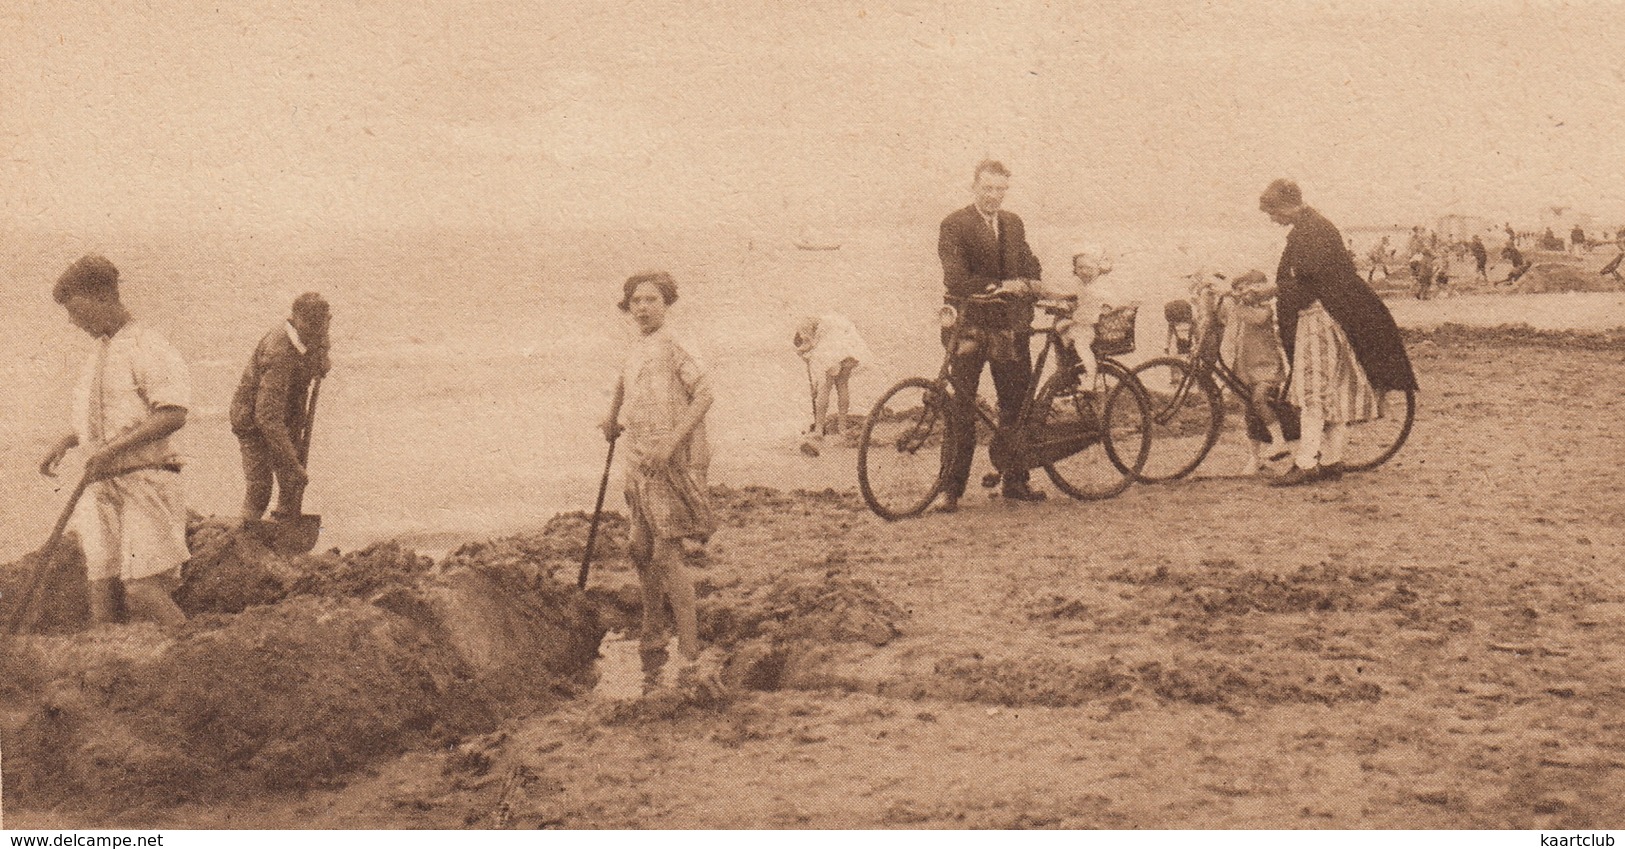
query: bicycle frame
[
  {"left": 936, "top": 297, "right": 1074, "bottom": 439},
  {"left": 1160, "top": 299, "right": 1261, "bottom": 417}
]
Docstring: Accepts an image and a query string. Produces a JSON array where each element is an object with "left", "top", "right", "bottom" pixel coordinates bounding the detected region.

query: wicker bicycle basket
[{"left": 1090, "top": 304, "right": 1139, "bottom": 357}]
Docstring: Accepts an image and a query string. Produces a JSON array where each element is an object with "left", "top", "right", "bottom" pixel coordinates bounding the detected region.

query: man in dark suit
[{"left": 936, "top": 160, "right": 1045, "bottom": 511}]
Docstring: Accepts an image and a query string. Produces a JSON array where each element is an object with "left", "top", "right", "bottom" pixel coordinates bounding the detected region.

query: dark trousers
[
  {"left": 238, "top": 431, "right": 305, "bottom": 520},
  {"left": 945, "top": 333, "right": 1032, "bottom": 497}
]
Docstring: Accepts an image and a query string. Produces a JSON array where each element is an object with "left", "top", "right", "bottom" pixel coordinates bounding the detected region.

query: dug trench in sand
[
  {"left": 0, "top": 491, "right": 916, "bottom": 820},
  {"left": 0, "top": 511, "right": 618, "bottom": 813}
]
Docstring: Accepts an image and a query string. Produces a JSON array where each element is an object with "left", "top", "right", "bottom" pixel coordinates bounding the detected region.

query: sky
[{"left": 3, "top": 0, "right": 1624, "bottom": 237}]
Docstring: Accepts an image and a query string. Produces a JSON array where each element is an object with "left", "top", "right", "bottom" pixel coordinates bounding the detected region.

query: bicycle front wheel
[
  {"left": 1341, "top": 388, "right": 1416, "bottom": 472},
  {"left": 858, "top": 377, "right": 954, "bottom": 520},
  {"left": 1033, "top": 361, "right": 1150, "bottom": 500},
  {"left": 1129, "top": 356, "right": 1224, "bottom": 482}
]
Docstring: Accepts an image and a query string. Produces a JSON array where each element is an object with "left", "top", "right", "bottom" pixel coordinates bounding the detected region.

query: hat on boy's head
[
  {"left": 618, "top": 270, "right": 678, "bottom": 311},
  {"left": 292, "top": 292, "right": 330, "bottom": 320},
  {"left": 1234, "top": 269, "right": 1276, "bottom": 299},
  {"left": 53, "top": 254, "right": 120, "bottom": 303},
  {"left": 1233, "top": 269, "right": 1268, "bottom": 289}
]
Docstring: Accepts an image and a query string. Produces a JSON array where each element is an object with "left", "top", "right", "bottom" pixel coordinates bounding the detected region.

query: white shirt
[
  {"left": 798, "top": 313, "right": 874, "bottom": 378},
  {"left": 72, "top": 320, "right": 190, "bottom": 466}
]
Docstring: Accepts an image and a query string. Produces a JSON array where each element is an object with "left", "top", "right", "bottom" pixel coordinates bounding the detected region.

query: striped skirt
[{"left": 1289, "top": 303, "right": 1379, "bottom": 424}]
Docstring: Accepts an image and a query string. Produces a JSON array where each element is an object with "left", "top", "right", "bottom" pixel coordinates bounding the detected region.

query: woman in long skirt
[{"left": 1257, "top": 179, "right": 1419, "bottom": 486}]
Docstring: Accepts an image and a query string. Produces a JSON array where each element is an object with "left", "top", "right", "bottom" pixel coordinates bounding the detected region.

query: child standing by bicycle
[{"left": 1220, "top": 270, "right": 1291, "bottom": 475}]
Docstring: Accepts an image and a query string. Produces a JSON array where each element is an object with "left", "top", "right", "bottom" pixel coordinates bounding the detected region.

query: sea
[{"left": 0, "top": 218, "right": 1292, "bottom": 560}]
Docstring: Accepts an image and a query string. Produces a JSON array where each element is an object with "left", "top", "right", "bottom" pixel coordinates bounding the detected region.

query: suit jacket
[
  {"left": 1276, "top": 208, "right": 1419, "bottom": 392},
  {"left": 939, "top": 204, "right": 1043, "bottom": 331}
]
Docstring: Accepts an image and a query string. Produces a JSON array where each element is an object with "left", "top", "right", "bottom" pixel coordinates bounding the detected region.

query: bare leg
[
  {"left": 1241, "top": 440, "right": 1264, "bottom": 476},
  {"left": 832, "top": 360, "right": 857, "bottom": 433},
  {"left": 629, "top": 517, "right": 669, "bottom": 687},
  {"left": 1251, "top": 384, "right": 1287, "bottom": 449},
  {"left": 654, "top": 538, "right": 700, "bottom": 662},
  {"left": 813, "top": 373, "right": 834, "bottom": 435},
  {"left": 124, "top": 570, "right": 185, "bottom": 627},
  {"left": 88, "top": 577, "right": 121, "bottom": 625}
]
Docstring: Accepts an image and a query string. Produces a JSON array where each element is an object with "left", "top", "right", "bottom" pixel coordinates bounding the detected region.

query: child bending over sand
[
  {"left": 600, "top": 271, "right": 716, "bottom": 692},
  {"left": 1220, "top": 270, "right": 1291, "bottom": 475},
  {"left": 793, "top": 313, "right": 873, "bottom": 455}
]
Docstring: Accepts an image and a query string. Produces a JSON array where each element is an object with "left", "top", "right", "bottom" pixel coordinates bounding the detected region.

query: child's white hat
[{"left": 1072, "top": 245, "right": 1113, "bottom": 275}]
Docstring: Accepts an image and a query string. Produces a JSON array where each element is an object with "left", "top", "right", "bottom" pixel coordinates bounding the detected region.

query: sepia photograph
[{"left": 1, "top": 0, "right": 1622, "bottom": 832}]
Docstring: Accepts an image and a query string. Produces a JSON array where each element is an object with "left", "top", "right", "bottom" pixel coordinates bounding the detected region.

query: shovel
[
  {"left": 6, "top": 471, "right": 95, "bottom": 635},
  {"left": 264, "top": 377, "right": 323, "bottom": 555},
  {"left": 798, "top": 360, "right": 822, "bottom": 457},
  {"left": 6, "top": 462, "right": 178, "bottom": 635}
]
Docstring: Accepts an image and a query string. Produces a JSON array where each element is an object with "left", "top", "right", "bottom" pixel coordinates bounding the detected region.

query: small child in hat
[
  {"left": 1219, "top": 270, "right": 1290, "bottom": 475},
  {"left": 1017, "top": 245, "right": 1115, "bottom": 387}
]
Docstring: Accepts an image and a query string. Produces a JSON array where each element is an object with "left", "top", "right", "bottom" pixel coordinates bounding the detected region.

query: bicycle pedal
[{"left": 980, "top": 472, "right": 1002, "bottom": 489}]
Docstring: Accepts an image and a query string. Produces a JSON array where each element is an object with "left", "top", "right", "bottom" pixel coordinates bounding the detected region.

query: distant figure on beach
[
  {"left": 232, "top": 293, "right": 331, "bottom": 527},
  {"left": 1366, "top": 236, "right": 1391, "bottom": 284},
  {"left": 1470, "top": 235, "right": 1489, "bottom": 281},
  {"left": 936, "top": 159, "right": 1046, "bottom": 510},
  {"left": 1571, "top": 225, "right": 1587, "bottom": 255},
  {"left": 1257, "top": 180, "right": 1418, "bottom": 487},
  {"left": 39, "top": 255, "right": 189, "bottom": 626},
  {"left": 1405, "top": 227, "right": 1426, "bottom": 260},
  {"left": 1499, "top": 243, "right": 1530, "bottom": 285},
  {"left": 1409, "top": 249, "right": 1435, "bottom": 300},
  {"left": 793, "top": 313, "right": 873, "bottom": 454},
  {"left": 1218, "top": 270, "right": 1291, "bottom": 475},
  {"left": 600, "top": 271, "right": 715, "bottom": 691}
]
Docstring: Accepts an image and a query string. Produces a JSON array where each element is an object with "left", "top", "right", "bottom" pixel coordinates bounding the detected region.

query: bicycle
[
  {"left": 1129, "top": 291, "right": 1416, "bottom": 482},
  {"left": 857, "top": 292, "right": 1152, "bottom": 520}
]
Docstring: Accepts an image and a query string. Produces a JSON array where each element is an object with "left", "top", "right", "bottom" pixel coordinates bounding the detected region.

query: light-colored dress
[
  {"left": 802, "top": 314, "right": 873, "bottom": 379},
  {"left": 1220, "top": 299, "right": 1287, "bottom": 388},
  {"left": 619, "top": 328, "right": 714, "bottom": 542}
]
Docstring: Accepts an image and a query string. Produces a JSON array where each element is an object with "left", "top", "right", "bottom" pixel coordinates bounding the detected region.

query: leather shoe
[
  {"left": 1319, "top": 462, "right": 1346, "bottom": 481},
  {"left": 1002, "top": 484, "right": 1048, "bottom": 502},
  {"left": 1267, "top": 465, "right": 1322, "bottom": 487}
]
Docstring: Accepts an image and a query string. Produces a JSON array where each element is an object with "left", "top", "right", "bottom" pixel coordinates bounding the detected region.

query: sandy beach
[{"left": 3, "top": 289, "right": 1623, "bottom": 829}]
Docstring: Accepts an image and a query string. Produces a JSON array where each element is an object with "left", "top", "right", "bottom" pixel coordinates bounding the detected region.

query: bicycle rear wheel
[
  {"left": 1129, "top": 356, "right": 1224, "bottom": 482},
  {"left": 1341, "top": 388, "right": 1416, "bottom": 472},
  {"left": 1033, "top": 361, "right": 1150, "bottom": 500},
  {"left": 858, "top": 377, "right": 954, "bottom": 520}
]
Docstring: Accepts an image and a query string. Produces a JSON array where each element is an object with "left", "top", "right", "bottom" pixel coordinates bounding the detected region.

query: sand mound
[
  {"left": 1, "top": 529, "right": 607, "bottom": 813},
  {"left": 709, "top": 569, "right": 908, "bottom": 692},
  {"left": 713, "top": 568, "right": 906, "bottom": 647},
  {"left": 1514, "top": 263, "right": 1620, "bottom": 294},
  {"left": 1405, "top": 323, "right": 1625, "bottom": 350}
]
